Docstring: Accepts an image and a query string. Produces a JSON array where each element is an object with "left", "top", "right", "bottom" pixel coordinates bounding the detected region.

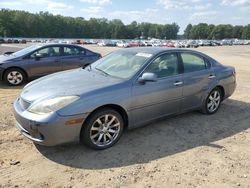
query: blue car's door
[
  {"left": 179, "top": 52, "right": 215, "bottom": 111},
  {"left": 61, "top": 46, "right": 97, "bottom": 70},
  {"left": 27, "top": 46, "right": 63, "bottom": 77},
  {"left": 130, "top": 52, "right": 183, "bottom": 127}
]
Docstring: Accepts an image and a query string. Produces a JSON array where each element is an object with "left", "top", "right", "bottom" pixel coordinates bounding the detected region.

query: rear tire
[
  {"left": 80, "top": 108, "right": 124, "bottom": 150},
  {"left": 201, "top": 87, "right": 222, "bottom": 115},
  {"left": 4, "top": 68, "right": 26, "bottom": 86}
]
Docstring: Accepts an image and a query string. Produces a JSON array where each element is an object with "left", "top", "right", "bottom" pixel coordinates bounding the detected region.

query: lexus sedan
[
  {"left": 0, "top": 44, "right": 101, "bottom": 85},
  {"left": 13, "top": 48, "right": 236, "bottom": 150}
]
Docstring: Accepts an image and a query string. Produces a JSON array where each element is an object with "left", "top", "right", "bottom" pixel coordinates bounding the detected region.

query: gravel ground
[{"left": 0, "top": 44, "right": 250, "bottom": 188}]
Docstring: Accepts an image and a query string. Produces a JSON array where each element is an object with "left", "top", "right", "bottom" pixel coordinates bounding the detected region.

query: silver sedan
[{"left": 13, "top": 48, "right": 236, "bottom": 150}]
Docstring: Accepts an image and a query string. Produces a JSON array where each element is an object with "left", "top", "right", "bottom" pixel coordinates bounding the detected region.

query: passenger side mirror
[
  {"left": 138, "top": 72, "right": 157, "bottom": 84},
  {"left": 35, "top": 53, "right": 43, "bottom": 60}
]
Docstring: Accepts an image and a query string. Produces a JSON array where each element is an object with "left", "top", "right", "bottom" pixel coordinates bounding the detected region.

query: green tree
[
  {"left": 242, "top": 25, "right": 250, "bottom": 39},
  {"left": 184, "top": 24, "right": 192, "bottom": 39}
]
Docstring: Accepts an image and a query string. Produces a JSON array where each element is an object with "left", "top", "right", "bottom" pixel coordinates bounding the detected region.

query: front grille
[{"left": 19, "top": 98, "right": 31, "bottom": 110}]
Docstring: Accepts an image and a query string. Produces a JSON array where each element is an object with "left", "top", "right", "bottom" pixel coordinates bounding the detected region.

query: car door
[
  {"left": 27, "top": 46, "right": 63, "bottom": 77},
  {"left": 61, "top": 46, "right": 96, "bottom": 70},
  {"left": 179, "top": 52, "right": 215, "bottom": 111},
  {"left": 130, "top": 52, "right": 183, "bottom": 127}
]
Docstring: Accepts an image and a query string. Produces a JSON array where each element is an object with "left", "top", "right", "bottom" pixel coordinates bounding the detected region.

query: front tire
[
  {"left": 4, "top": 68, "right": 26, "bottom": 86},
  {"left": 80, "top": 108, "right": 124, "bottom": 150},
  {"left": 202, "top": 87, "right": 222, "bottom": 114}
]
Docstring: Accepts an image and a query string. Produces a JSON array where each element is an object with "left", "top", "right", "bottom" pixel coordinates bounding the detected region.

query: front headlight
[{"left": 28, "top": 96, "right": 80, "bottom": 115}]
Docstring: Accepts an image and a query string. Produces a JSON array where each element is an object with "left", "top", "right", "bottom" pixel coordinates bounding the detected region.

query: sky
[{"left": 0, "top": 0, "right": 250, "bottom": 33}]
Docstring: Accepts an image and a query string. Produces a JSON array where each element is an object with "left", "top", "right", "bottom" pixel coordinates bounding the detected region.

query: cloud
[
  {"left": 47, "top": 2, "right": 74, "bottom": 14},
  {"left": 157, "top": 0, "right": 207, "bottom": 9},
  {"left": 79, "top": 0, "right": 111, "bottom": 6},
  {"left": 190, "top": 10, "right": 218, "bottom": 20},
  {"left": 108, "top": 8, "right": 169, "bottom": 24},
  {"left": 221, "top": 0, "right": 250, "bottom": 6},
  {"left": 81, "top": 6, "right": 102, "bottom": 14},
  {"left": 0, "top": 1, "right": 22, "bottom": 6}
]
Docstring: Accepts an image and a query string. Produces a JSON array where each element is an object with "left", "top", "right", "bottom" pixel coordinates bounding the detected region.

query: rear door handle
[
  {"left": 208, "top": 75, "right": 216, "bottom": 79},
  {"left": 174, "top": 81, "right": 183, "bottom": 86}
]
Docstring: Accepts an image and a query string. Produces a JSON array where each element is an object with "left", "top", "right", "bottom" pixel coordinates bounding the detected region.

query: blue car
[
  {"left": 0, "top": 43, "right": 101, "bottom": 85},
  {"left": 13, "top": 48, "right": 236, "bottom": 150}
]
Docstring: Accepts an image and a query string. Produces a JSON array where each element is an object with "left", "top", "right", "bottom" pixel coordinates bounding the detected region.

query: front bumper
[{"left": 13, "top": 97, "right": 89, "bottom": 146}]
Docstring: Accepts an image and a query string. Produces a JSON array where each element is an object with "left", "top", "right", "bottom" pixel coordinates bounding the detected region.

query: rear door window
[
  {"left": 181, "top": 53, "right": 208, "bottom": 73},
  {"left": 63, "top": 46, "right": 85, "bottom": 56}
]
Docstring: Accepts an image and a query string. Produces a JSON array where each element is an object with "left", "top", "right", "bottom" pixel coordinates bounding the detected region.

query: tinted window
[
  {"left": 63, "top": 46, "right": 85, "bottom": 56},
  {"left": 30, "top": 46, "right": 60, "bottom": 58},
  {"left": 145, "top": 53, "right": 178, "bottom": 78},
  {"left": 181, "top": 53, "right": 207, "bottom": 73}
]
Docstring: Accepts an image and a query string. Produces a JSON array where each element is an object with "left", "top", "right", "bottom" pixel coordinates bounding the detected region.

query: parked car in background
[
  {"left": 0, "top": 44, "right": 101, "bottom": 85},
  {"left": 0, "top": 38, "right": 4, "bottom": 44},
  {"left": 97, "top": 40, "right": 117, "bottom": 47},
  {"left": 116, "top": 40, "right": 129, "bottom": 47},
  {"left": 160, "top": 42, "right": 175, "bottom": 47},
  {"left": 14, "top": 47, "right": 236, "bottom": 149}
]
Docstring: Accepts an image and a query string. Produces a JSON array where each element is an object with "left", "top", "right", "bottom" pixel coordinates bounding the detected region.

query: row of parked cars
[
  {"left": 2, "top": 37, "right": 250, "bottom": 48},
  {"left": 97, "top": 39, "right": 250, "bottom": 48},
  {"left": 0, "top": 38, "right": 27, "bottom": 44}
]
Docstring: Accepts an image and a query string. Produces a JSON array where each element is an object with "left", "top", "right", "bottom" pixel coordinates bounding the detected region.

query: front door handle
[
  {"left": 174, "top": 81, "right": 183, "bottom": 86},
  {"left": 208, "top": 75, "right": 216, "bottom": 79}
]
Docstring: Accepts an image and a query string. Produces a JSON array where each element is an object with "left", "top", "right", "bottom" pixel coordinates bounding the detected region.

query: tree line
[
  {"left": 0, "top": 9, "right": 179, "bottom": 39},
  {"left": 184, "top": 23, "right": 250, "bottom": 40},
  {"left": 0, "top": 9, "right": 249, "bottom": 40}
]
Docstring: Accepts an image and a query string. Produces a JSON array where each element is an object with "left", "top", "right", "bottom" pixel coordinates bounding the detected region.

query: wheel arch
[
  {"left": 83, "top": 104, "right": 129, "bottom": 129},
  {"left": 215, "top": 85, "right": 225, "bottom": 100}
]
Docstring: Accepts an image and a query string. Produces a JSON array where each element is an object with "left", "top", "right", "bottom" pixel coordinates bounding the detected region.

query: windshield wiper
[{"left": 95, "top": 67, "right": 110, "bottom": 76}]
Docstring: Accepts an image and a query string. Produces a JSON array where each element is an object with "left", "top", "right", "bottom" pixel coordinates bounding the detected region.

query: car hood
[
  {"left": 0, "top": 54, "right": 18, "bottom": 62},
  {"left": 20, "top": 68, "right": 122, "bottom": 102}
]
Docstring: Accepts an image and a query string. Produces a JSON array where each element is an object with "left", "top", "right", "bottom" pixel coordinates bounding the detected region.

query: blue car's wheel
[
  {"left": 81, "top": 108, "right": 124, "bottom": 150},
  {"left": 202, "top": 87, "right": 222, "bottom": 114},
  {"left": 4, "top": 68, "right": 26, "bottom": 86}
]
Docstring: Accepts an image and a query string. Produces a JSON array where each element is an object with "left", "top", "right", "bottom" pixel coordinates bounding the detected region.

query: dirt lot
[{"left": 0, "top": 44, "right": 250, "bottom": 188}]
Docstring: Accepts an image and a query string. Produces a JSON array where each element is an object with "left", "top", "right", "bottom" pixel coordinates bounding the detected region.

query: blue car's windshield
[
  {"left": 12, "top": 45, "right": 42, "bottom": 57},
  {"left": 91, "top": 50, "right": 152, "bottom": 79}
]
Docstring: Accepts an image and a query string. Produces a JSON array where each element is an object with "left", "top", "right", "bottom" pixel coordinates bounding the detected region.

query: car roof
[
  {"left": 35, "top": 43, "right": 82, "bottom": 48},
  {"left": 121, "top": 47, "right": 201, "bottom": 55}
]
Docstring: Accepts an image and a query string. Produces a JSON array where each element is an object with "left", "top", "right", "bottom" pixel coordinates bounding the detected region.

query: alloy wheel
[
  {"left": 207, "top": 90, "right": 221, "bottom": 113},
  {"left": 90, "top": 114, "right": 121, "bottom": 147}
]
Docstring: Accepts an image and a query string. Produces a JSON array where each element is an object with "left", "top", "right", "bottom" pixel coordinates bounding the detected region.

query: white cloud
[
  {"left": 81, "top": 6, "right": 102, "bottom": 14},
  {"left": 47, "top": 2, "right": 74, "bottom": 14},
  {"left": 79, "top": 0, "right": 111, "bottom": 6},
  {"left": 190, "top": 10, "right": 218, "bottom": 20},
  {"left": 158, "top": 0, "right": 206, "bottom": 9},
  {"left": 108, "top": 8, "right": 169, "bottom": 24},
  {"left": 0, "top": 1, "right": 22, "bottom": 6},
  {"left": 221, "top": 0, "right": 250, "bottom": 6}
]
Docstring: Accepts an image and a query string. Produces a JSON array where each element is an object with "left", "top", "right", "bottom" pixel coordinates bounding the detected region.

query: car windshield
[
  {"left": 12, "top": 45, "right": 42, "bottom": 57},
  {"left": 91, "top": 50, "right": 152, "bottom": 79}
]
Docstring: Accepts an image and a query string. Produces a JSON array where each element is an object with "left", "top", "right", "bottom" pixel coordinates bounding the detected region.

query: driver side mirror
[
  {"left": 138, "top": 72, "right": 157, "bottom": 84},
  {"left": 35, "top": 53, "right": 43, "bottom": 60}
]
